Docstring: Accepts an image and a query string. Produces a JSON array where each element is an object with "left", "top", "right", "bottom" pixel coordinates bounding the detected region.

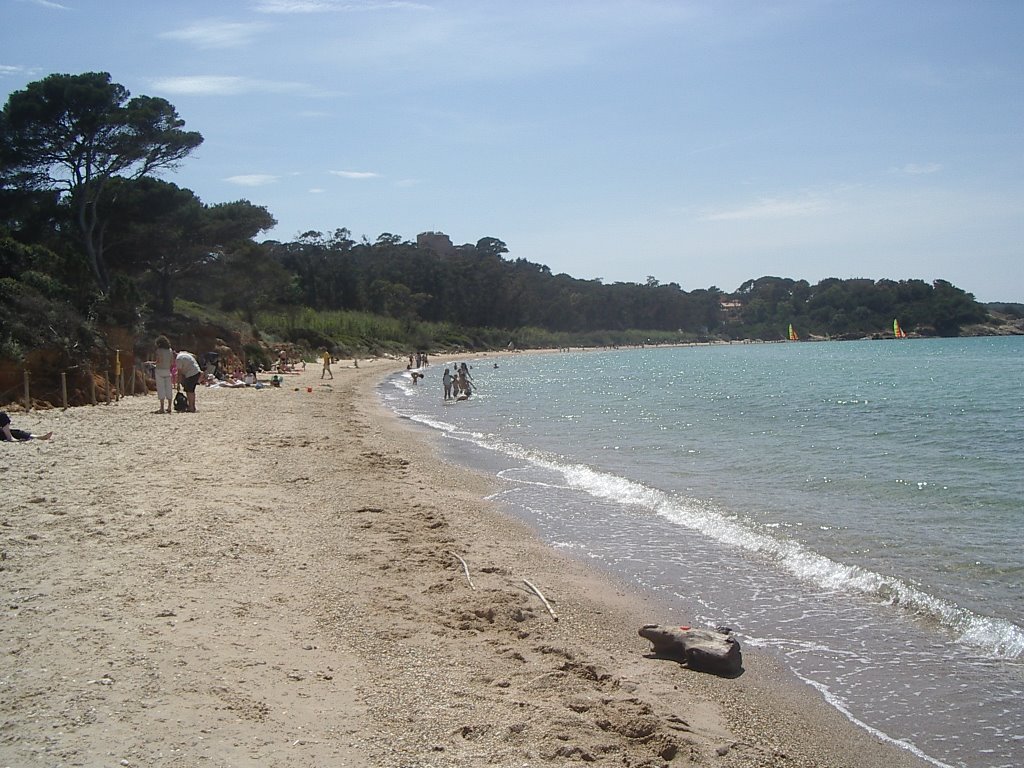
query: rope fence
[{"left": 1, "top": 349, "right": 152, "bottom": 412}]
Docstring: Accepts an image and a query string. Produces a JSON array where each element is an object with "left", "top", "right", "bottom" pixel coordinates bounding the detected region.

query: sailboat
[
  {"left": 788, "top": 323, "right": 799, "bottom": 341},
  {"left": 893, "top": 319, "right": 907, "bottom": 339}
]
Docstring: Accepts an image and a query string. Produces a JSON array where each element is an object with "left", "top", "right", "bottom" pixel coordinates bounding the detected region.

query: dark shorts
[{"left": 182, "top": 373, "right": 201, "bottom": 393}]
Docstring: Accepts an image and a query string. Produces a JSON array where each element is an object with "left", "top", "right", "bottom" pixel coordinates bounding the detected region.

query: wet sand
[{"left": 0, "top": 359, "right": 929, "bottom": 767}]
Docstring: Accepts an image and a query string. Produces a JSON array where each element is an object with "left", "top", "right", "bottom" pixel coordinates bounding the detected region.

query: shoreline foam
[{"left": 1, "top": 360, "right": 928, "bottom": 767}]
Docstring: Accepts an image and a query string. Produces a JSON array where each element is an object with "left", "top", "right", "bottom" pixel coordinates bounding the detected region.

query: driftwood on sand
[
  {"left": 523, "top": 578, "right": 559, "bottom": 622},
  {"left": 638, "top": 624, "right": 743, "bottom": 677},
  {"left": 449, "top": 551, "right": 477, "bottom": 590}
]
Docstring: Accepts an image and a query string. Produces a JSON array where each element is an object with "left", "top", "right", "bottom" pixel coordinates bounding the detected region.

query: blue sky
[{"left": 3, "top": 0, "right": 1022, "bottom": 302}]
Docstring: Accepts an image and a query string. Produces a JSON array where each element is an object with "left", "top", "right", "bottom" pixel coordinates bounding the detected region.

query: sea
[{"left": 378, "top": 337, "right": 1024, "bottom": 768}]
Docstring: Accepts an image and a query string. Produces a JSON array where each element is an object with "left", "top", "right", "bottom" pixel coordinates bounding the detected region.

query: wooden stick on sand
[
  {"left": 523, "top": 578, "right": 559, "bottom": 622},
  {"left": 450, "top": 551, "right": 476, "bottom": 590}
]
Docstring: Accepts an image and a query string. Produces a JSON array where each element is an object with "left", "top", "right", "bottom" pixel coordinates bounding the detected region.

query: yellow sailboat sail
[
  {"left": 893, "top": 319, "right": 907, "bottom": 338},
  {"left": 788, "top": 323, "right": 798, "bottom": 341}
]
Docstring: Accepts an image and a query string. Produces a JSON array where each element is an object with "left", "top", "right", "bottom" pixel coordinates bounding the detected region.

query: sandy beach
[{"left": 1, "top": 359, "right": 930, "bottom": 768}]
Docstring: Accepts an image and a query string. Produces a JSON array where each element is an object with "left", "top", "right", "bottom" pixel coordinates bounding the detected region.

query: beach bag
[{"left": 173, "top": 392, "right": 189, "bottom": 412}]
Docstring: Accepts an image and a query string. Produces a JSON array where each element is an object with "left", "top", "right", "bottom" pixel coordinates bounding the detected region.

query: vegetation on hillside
[{"left": 2, "top": 72, "right": 1017, "bottom": 405}]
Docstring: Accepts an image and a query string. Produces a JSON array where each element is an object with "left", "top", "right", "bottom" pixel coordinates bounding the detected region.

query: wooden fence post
[
  {"left": 23, "top": 369, "right": 31, "bottom": 411},
  {"left": 61, "top": 371, "right": 68, "bottom": 410},
  {"left": 105, "top": 370, "right": 111, "bottom": 405}
]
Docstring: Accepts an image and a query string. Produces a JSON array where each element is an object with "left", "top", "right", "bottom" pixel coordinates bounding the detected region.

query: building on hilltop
[
  {"left": 416, "top": 231, "right": 455, "bottom": 256},
  {"left": 719, "top": 299, "right": 744, "bottom": 320}
]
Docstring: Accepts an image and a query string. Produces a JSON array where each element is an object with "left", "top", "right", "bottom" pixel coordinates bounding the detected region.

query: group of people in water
[
  {"left": 410, "top": 356, "right": 493, "bottom": 402},
  {"left": 443, "top": 363, "right": 474, "bottom": 400}
]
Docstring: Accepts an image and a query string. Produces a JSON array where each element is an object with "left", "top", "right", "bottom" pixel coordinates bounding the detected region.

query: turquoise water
[{"left": 380, "top": 337, "right": 1024, "bottom": 768}]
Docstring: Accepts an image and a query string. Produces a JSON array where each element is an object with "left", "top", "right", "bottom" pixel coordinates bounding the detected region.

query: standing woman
[
  {"left": 456, "top": 368, "right": 472, "bottom": 399},
  {"left": 153, "top": 335, "right": 175, "bottom": 414},
  {"left": 175, "top": 349, "right": 202, "bottom": 413}
]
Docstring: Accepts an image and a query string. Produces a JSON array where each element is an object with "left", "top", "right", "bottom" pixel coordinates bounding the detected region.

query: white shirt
[
  {"left": 155, "top": 347, "right": 174, "bottom": 373},
  {"left": 175, "top": 351, "right": 201, "bottom": 378}
]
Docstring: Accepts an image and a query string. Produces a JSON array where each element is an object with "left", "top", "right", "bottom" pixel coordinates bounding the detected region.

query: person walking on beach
[
  {"left": 152, "top": 335, "right": 175, "bottom": 414},
  {"left": 1, "top": 412, "right": 52, "bottom": 442},
  {"left": 175, "top": 350, "right": 202, "bottom": 413},
  {"left": 442, "top": 368, "right": 453, "bottom": 400},
  {"left": 321, "top": 349, "right": 333, "bottom": 379}
]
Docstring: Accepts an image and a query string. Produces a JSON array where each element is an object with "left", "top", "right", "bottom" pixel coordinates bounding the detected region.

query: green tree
[
  {"left": 208, "top": 240, "right": 293, "bottom": 324},
  {"left": 475, "top": 237, "right": 509, "bottom": 258},
  {"left": 102, "top": 178, "right": 275, "bottom": 315},
  {"left": 928, "top": 279, "right": 986, "bottom": 336},
  {"left": 0, "top": 72, "right": 203, "bottom": 294}
]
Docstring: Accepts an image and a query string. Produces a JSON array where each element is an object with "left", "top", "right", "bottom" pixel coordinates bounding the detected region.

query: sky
[{"left": 2, "top": 0, "right": 1023, "bottom": 302}]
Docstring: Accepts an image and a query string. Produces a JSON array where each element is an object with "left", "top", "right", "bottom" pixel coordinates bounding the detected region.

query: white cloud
[
  {"left": 25, "top": 0, "right": 70, "bottom": 9},
  {"left": 150, "top": 75, "right": 311, "bottom": 95},
  {"left": 253, "top": 0, "right": 337, "bottom": 11},
  {"left": 896, "top": 162, "right": 943, "bottom": 176},
  {"left": 308, "top": 188, "right": 326, "bottom": 193},
  {"left": 698, "top": 197, "right": 830, "bottom": 222},
  {"left": 253, "top": 0, "right": 429, "bottom": 13},
  {"left": 330, "top": 170, "right": 380, "bottom": 179},
  {"left": 150, "top": 76, "right": 249, "bottom": 95},
  {"left": 225, "top": 174, "right": 280, "bottom": 186},
  {"left": 895, "top": 63, "right": 948, "bottom": 90},
  {"left": 160, "top": 20, "right": 268, "bottom": 49},
  {"left": 895, "top": 61, "right": 998, "bottom": 91}
]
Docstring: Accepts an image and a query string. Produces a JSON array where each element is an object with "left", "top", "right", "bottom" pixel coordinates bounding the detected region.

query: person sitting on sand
[
  {"left": 278, "top": 349, "right": 289, "bottom": 372},
  {"left": 1, "top": 412, "right": 52, "bottom": 442}
]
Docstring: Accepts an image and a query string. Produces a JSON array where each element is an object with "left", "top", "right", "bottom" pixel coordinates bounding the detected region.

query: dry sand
[{"left": 1, "top": 360, "right": 930, "bottom": 768}]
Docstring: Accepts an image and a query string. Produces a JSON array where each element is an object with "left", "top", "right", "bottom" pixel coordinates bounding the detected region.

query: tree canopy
[
  {"left": 0, "top": 71, "right": 203, "bottom": 293},
  {"left": 258, "top": 234, "right": 986, "bottom": 341},
  {"left": 732, "top": 275, "right": 987, "bottom": 339},
  {"left": 101, "top": 178, "right": 276, "bottom": 315}
]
